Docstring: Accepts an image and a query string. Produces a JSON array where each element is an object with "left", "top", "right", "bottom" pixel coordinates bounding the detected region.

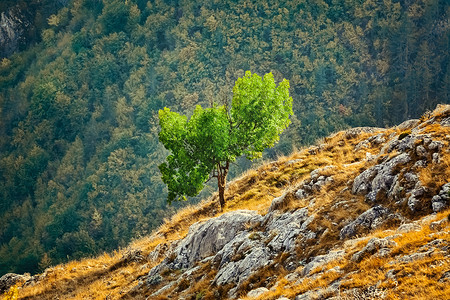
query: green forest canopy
[{"left": 0, "top": 0, "right": 448, "bottom": 275}]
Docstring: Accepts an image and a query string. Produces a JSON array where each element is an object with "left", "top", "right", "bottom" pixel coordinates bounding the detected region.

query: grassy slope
[{"left": 7, "top": 105, "right": 450, "bottom": 300}]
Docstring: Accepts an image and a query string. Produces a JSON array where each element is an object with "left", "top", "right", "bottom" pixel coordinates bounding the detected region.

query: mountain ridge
[{"left": 2, "top": 104, "right": 449, "bottom": 299}]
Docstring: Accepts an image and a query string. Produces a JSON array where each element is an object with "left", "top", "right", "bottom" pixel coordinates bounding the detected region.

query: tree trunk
[
  {"left": 217, "top": 161, "right": 229, "bottom": 210},
  {"left": 218, "top": 175, "right": 226, "bottom": 210}
]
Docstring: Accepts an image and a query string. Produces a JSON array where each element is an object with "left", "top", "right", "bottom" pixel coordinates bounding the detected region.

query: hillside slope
[
  {"left": 1, "top": 0, "right": 449, "bottom": 275},
  {"left": 2, "top": 104, "right": 450, "bottom": 299}
]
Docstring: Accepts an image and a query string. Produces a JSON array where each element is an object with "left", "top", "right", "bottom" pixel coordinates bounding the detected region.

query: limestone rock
[
  {"left": 269, "top": 192, "right": 288, "bottom": 212},
  {"left": 429, "top": 217, "right": 448, "bottom": 231},
  {"left": 344, "top": 127, "right": 385, "bottom": 139},
  {"left": 407, "top": 185, "right": 428, "bottom": 212},
  {"left": 214, "top": 244, "right": 272, "bottom": 286},
  {"left": 264, "top": 208, "right": 311, "bottom": 253},
  {"left": 352, "top": 153, "right": 410, "bottom": 202},
  {"left": 301, "top": 250, "right": 345, "bottom": 276},
  {"left": 351, "top": 237, "right": 397, "bottom": 262},
  {"left": 0, "top": 273, "right": 31, "bottom": 293},
  {"left": 247, "top": 287, "right": 269, "bottom": 298},
  {"left": 340, "top": 206, "right": 401, "bottom": 239},
  {"left": 396, "top": 222, "right": 421, "bottom": 233},
  {"left": 171, "top": 210, "right": 262, "bottom": 269},
  {"left": 396, "top": 119, "right": 420, "bottom": 130},
  {"left": 431, "top": 183, "right": 450, "bottom": 212}
]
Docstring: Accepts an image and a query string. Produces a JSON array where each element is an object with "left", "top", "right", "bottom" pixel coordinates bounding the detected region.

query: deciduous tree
[{"left": 158, "top": 71, "right": 293, "bottom": 209}]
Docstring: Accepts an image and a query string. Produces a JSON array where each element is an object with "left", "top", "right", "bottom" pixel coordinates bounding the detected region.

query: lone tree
[{"left": 158, "top": 71, "right": 293, "bottom": 209}]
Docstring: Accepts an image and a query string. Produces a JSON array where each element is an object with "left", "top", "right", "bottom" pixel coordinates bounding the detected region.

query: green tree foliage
[
  {"left": 159, "top": 72, "right": 293, "bottom": 208},
  {"left": 0, "top": 0, "right": 448, "bottom": 275}
]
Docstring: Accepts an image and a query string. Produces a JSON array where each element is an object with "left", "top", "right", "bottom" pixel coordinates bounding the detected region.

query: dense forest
[{"left": 0, "top": 0, "right": 448, "bottom": 275}]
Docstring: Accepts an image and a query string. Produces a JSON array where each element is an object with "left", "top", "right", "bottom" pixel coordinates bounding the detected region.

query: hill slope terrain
[
  {"left": 2, "top": 104, "right": 449, "bottom": 299},
  {"left": 1, "top": 0, "right": 449, "bottom": 275}
]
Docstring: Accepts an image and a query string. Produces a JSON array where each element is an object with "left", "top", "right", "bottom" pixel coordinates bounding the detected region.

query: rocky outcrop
[
  {"left": 340, "top": 206, "right": 403, "bottom": 239},
  {"left": 146, "top": 203, "right": 319, "bottom": 298},
  {"left": 0, "top": 273, "right": 31, "bottom": 293},
  {"left": 351, "top": 237, "right": 397, "bottom": 262},
  {"left": 431, "top": 183, "right": 450, "bottom": 212},
  {"left": 148, "top": 210, "right": 262, "bottom": 276},
  {"left": 0, "top": 7, "right": 30, "bottom": 57}
]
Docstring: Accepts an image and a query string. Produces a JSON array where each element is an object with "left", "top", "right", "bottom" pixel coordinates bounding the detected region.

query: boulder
[
  {"left": 396, "top": 222, "right": 421, "bottom": 233},
  {"left": 396, "top": 119, "right": 419, "bottom": 130},
  {"left": 264, "top": 208, "right": 311, "bottom": 253},
  {"left": 171, "top": 210, "right": 262, "bottom": 269},
  {"left": 351, "top": 237, "right": 397, "bottom": 262},
  {"left": 352, "top": 153, "right": 411, "bottom": 202},
  {"left": 344, "top": 127, "right": 385, "bottom": 139},
  {"left": 247, "top": 287, "right": 269, "bottom": 298},
  {"left": 301, "top": 250, "right": 345, "bottom": 276},
  {"left": 340, "top": 206, "right": 401, "bottom": 239},
  {"left": 268, "top": 192, "right": 288, "bottom": 212},
  {"left": 214, "top": 244, "right": 272, "bottom": 286},
  {"left": 0, "top": 273, "right": 31, "bottom": 293}
]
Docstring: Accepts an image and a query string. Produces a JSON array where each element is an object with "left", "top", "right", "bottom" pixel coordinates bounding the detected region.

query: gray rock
[
  {"left": 151, "top": 281, "right": 176, "bottom": 297},
  {"left": 264, "top": 208, "right": 310, "bottom": 253},
  {"left": 432, "top": 153, "right": 441, "bottom": 164},
  {"left": 308, "top": 146, "right": 319, "bottom": 155},
  {"left": 172, "top": 210, "right": 262, "bottom": 269},
  {"left": 214, "top": 231, "right": 254, "bottom": 266},
  {"left": 413, "top": 160, "right": 427, "bottom": 169},
  {"left": 369, "top": 133, "right": 387, "bottom": 145},
  {"left": 344, "top": 127, "right": 385, "bottom": 139},
  {"left": 355, "top": 140, "right": 370, "bottom": 151},
  {"left": 366, "top": 152, "right": 377, "bottom": 161},
  {"left": 287, "top": 159, "right": 303, "bottom": 165},
  {"left": 352, "top": 153, "right": 410, "bottom": 202},
  {"left": 352, "top": 166, "right": 380, "bottom": 195},
  {"left": 247, "top": 287, "right": 269, "bottom": 298},
  {"left": 295, "top": 188, "right": 307, "bottom": 199},
  {"left": 269, "top": 192, "right": 288, "bottom": 212},
  {"left": 428, "top": 141, "right": 443, "bottom": 151},
  {"left": 351, "top": 237, "right": 397, "bottom": 262},
  {"left": 147, "top": 210, "right": 263, "bottom": 280},
  {"left": 403, "top": 172, "right": 418, "bottom": 184},
  {"left": 340, "top": 206, "right": 398, "bottom": 239},
  {"left": 148, "top": 242, "right": 169, "bottom": 262},
  {"left": 397, "top": 119, "right": 420, "bottom": 130},
  {"left": 295, "top": 291, "right": 316, "bottom": 300},
  {"left": 146, "top": 274, "right": 162, "bottom": 286},
  {"left": 385, "top": 269, "right": 397, "bottom": 280},
  {"left": 432, "top": 201, "right": 447, "bottom": 213},
  {"left": 407, "top": 196, "right": 421, "bottom": 212},
  {"left": 394, "top": 250, "right": 435, "bottom": 264},
  {"left": 301, "top": 250, "right": 345, "bottom": 276},
  {"left": 416, "top": 145, "right": 428, "bottom": 157},
  {"left": 429, "top": 218, "right": 448, "bottom": 231},
  {"left": 440, "top": 183, "right": 450, "bottom": 197},
  {"left": 441, "top": 117, "right": 450, "bottom": 127},
  {"left": 418, "top": 239, "right": 447, "bottom": 252},
  {"left": 439, "top": 270, "right": 450, "bottom": 283},
  {"left": 407, "top": 185, "right": 428, "bottom": 212},
  {"left": 0, "top": 273, "right": 31, "bottom": 293},
  {"left": 214, "top": 245, "right": 272, "bottom": 286},
  {"left": 396, "top": 222, "right": 421, "bottom": 233}
]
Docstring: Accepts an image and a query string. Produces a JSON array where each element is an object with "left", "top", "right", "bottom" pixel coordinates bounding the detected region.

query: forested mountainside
[
  {"left": 0, "top": 0, "right": 449, "bottom": 275},
  {"left": 3, "top": 105, "right": 450, "bottom": 299}
]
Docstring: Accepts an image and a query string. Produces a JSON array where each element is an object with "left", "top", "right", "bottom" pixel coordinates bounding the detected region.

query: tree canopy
[{"left": 158, "top": 71, "right": 293, "bottom": 208}]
